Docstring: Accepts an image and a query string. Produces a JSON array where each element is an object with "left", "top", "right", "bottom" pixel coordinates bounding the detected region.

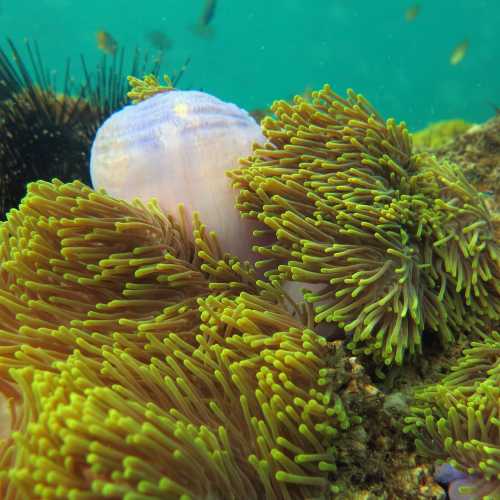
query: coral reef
[
  {"left": 229, "top": 85, "right": 500, "bottom": 366},
  {"left": 405, "top": 331, "right": 500, "bottom": 499},
  {"left": 1, "top": 78, "right": 499, "bottom": 499}
]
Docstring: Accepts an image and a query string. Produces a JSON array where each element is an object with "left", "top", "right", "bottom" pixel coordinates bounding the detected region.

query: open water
[{"left": 1, "top": 0, "right": 498, "bottom": 129}]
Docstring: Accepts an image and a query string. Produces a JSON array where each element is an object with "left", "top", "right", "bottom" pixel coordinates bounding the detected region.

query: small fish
[
  {"left": 96, "top": 31, "right": 118, "bottom": 55},
  {"left": 193, "top": 0, "right": 217, "bottom": 38},
  {"left": 146, "top": 30, "right": 172, "bottom": 51},
  {"left": 405, "top": 4, "right": 420, "bottom": 22},
  {"left": 450, "top": 39, "right": 469, "bottom": 65}
]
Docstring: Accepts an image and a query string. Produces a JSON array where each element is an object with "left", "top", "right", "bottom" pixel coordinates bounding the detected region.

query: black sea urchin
[
  {"left": 0, "top": 39, "right": 172, "bottom": 219},
  {"left": 0, "top": 39, "right": 96, "bottom": 217}
]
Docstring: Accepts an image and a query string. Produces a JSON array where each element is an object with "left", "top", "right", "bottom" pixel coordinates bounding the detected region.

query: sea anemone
[
  {"left": 0, "top": 178, "right": 268, "bottom": 372},
  {"left": 89, "top": 76, "right": 266, "bottom": 263},
  {"left": 1, "top": 74, "right": 498, "bottom": 497},
  {"left": 228, "top": 84, "right": 500, "bottom": 366},
  {"left": 404, "top": 331, "right": 500, "bottom": 499},
  {"left": 0, "top": 179, "right": 382, "bottom": 499}
]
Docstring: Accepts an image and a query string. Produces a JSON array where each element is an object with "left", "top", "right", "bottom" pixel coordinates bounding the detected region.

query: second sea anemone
[{"left": 228, "top": 84, "right": 500, "bottom": 366}]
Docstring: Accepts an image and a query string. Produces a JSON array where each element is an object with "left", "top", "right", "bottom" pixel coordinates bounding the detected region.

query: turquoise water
[{"left": 1, "top": 0, "right": 498, "bottom": 129}]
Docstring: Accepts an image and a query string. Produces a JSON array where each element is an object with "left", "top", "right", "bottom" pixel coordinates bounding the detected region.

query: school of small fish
[
  {"left": 93, "top": 1, "right": 469, "bottom": 70},
  {"left": 0, "top": 1, "right": 470, "bottom": 68},
  {"left": 95, "top": 0, "right": 217, "bottom": 57}
]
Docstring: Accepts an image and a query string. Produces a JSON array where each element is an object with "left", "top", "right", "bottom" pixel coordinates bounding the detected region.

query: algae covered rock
[
  {"left": 413, "top": 119, "right": 473, "bottom": 151},
  {"left": 434, "top": 115, "right": 500, "bottom": 214}
]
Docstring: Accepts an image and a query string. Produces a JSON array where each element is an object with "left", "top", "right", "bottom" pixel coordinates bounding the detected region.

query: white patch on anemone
[{"left": 90, "top": 90, "right": 265, "bottom": 262}]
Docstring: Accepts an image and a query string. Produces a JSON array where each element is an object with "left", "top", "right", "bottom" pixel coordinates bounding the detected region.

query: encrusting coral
[
  {"left": 412, "top": 119, "right": 473, "bottom": 152},
  {"left": 228, "top": 85, "right": 500, "bottom": 366},
  {"left": 405, "top": 331, "right": 500, "bottom": 499},
  {"left": 0, "top": 179, "right": 384, "bottom": 499}
]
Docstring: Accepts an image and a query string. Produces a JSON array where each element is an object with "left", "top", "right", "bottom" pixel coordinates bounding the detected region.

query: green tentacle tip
[{"left": 127, "top": 73, "right": 175, "bottom": 104}]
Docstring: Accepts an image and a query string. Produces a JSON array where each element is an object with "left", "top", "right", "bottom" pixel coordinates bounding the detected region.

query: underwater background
[
  {"left": 0, "top": 1, "right": 499, "bottom": 499},
  {"left": 1, "top": 0, "right": 499, "bottom": 130}
]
